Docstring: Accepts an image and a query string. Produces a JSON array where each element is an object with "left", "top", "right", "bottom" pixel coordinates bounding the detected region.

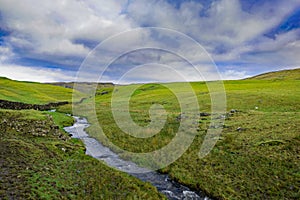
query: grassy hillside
[
  {"left": 0, "top": 77, "right": 79, "bottom": 104},
  {"left": 1, "top": 69, "right": 299, "bottom": 199},
  {"left": 0, "top": 77, "right": 165, "bottom": 199},
  {"left": 0, "top": 109, "right": 165, "bottom": 199},
  {"left": 78, "top": 78, "right": 300, "bottom": 199},
  {"left": 246, "top": 68, "right": 300, "bottom": 80}
]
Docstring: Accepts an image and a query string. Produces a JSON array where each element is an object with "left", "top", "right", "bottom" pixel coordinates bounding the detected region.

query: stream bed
[{"left": 64, "top": 116, "right": 211, "bottom": 200}]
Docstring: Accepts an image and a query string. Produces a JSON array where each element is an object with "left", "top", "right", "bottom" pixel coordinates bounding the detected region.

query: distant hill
[
  {"left": 246, "top": 68, "right": 300, "bottom": 80},
  {"left": 0, "top": 77, "right": 80, "bottom": 104},
  {"left": 50, "top": 82, "right": 114, "bottom": 90}
]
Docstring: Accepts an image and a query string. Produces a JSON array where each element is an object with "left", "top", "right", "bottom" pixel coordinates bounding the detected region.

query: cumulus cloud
[
  {"left": 0, "top": 0, "right": 132, "bottom": 58},
  {"left": 0, "top": 63, "right": 76, "bottom": 82},
  {"left": 0, "top": 0, "right": 299, "bottom": 82},
  {"left": 125, "top": 0, "right": 300, "bottom": 74},
  {"left": 127, "top": 0, "right": 298, "bottom": 46},
  {"left": 241, "top": 29, "right": 300, "bottom": 67}
]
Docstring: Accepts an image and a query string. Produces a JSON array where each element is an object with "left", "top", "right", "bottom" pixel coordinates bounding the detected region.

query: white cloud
[
  {"left": 127, "top": 0, "right": 298, "bottom": 46},
  {"left": 39, "top": 39, "right": 89, "bottom": 56},
  {"left": 126, "top": 0, "right": 300, "bottom": 67},
  {"left": 0, "top": 63, "right": 76, "bottom": 82},
  {"left": 0, "top": 0, "right": 299, "bottom": 83},
  {"left": 240, "top": 30, "right": 300, "bottom": 67},
  {"left": 0, "top": 0, "right": 132, "bottom": 58},
  {"left": 220, "top": 69, "right": 250, "bottom": 80}
]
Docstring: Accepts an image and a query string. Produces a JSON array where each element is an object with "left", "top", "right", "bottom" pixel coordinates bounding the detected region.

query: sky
[{"left": 0, "top": 0, "right": 299, "bottom": 83}]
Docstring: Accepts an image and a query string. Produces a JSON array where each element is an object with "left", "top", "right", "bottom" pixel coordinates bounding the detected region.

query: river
[{"left": 64, "top": 116, "right": 212, "bottom": 200}]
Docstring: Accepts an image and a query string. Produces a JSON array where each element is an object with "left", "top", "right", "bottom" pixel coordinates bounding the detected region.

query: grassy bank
[
  {"left": 80, "top": 78, "right": 300, "bottom": 199},
  {"left": 0, "top": 109, "right": 165, "bottom": 199}
]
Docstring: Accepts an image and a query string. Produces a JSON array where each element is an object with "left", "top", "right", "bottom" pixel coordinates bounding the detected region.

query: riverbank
[
  {"left": 0, "top": 109, "right": 165, "bottom": 199},
  {"left": 65, "top": 116, "right": 211, "bottom": 200}
]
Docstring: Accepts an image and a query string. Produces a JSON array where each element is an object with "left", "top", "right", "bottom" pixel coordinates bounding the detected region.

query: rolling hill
[
  {"left": 0, "top": 77, "right": 78, "bottom": 104},
  {"left": 0, "top": 67, "right": 299, "bottom": 199},
  {"left": 78, "top": 68, "right": 300, "bottom": 199},
  {"left": 246, "top": 68, "right": 300, "bottom": 80}
]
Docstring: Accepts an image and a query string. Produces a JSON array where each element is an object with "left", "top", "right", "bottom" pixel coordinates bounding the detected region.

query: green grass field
[
  {"left": 1, "top": 68, "right": 299, "bottom": 199},
  {"left": 76, "top": 69, "right": 300, "bottom": 199},
  {"left": 0, "top": 77, "right": 79, "bottom": 104}
]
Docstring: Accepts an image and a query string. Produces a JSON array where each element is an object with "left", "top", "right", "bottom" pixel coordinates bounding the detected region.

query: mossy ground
[
  {"left": 0, "top": 109, "right": 165, "bottom": 199},
  {"left": 78, "top": 79, "right": 300, "bottom": 199}
]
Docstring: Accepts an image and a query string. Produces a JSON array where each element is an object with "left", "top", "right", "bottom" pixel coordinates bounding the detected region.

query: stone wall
[{"left": 0, "top": 99, "right": 68, "bottom": 110}]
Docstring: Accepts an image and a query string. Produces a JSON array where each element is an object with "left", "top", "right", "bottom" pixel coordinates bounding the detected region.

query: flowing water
[{"left": 64, "top": 116, "right": 212, "bottom": 200}]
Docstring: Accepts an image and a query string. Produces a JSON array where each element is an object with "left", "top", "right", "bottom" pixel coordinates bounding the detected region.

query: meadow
[
  {"left": 1, "top": 68, "right": 299, "bottom": 199},
  {"left": 73, "top": 69, "right": 300, "bottom": 199},
  {"left": 0, "top": 77, "right": 79, "bottom": 104},
  {"left": 0, "top": 78, "right": 164, "bottom": 199}
]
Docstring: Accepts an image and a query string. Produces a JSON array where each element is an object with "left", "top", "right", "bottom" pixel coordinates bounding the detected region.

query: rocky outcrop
[{"left": 0, "top": 99, "right": 68, "bottom": 110}]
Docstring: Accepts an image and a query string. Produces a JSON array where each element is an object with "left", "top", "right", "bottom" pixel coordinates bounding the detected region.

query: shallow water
[{"left": 64, "top": 116, "right": 212, "bottom": 200}]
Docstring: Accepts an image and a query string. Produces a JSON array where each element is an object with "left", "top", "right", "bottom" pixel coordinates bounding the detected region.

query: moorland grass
[{"left": 78, "top": 78, "right": 300, "bottom": 199}]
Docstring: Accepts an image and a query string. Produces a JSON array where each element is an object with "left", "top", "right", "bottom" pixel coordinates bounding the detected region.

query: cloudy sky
[{"left": 0, "top": 0, "right": 299, "bottom": 83}]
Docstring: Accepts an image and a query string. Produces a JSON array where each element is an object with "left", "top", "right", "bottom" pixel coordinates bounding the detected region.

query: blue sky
[{"left": 0, "top": 0, "right": 299, "bottom": 82}]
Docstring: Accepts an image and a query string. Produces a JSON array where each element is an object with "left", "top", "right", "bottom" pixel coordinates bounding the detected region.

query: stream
[{"left": 64, "top": 116, "right": 211, "bottom": 200}]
